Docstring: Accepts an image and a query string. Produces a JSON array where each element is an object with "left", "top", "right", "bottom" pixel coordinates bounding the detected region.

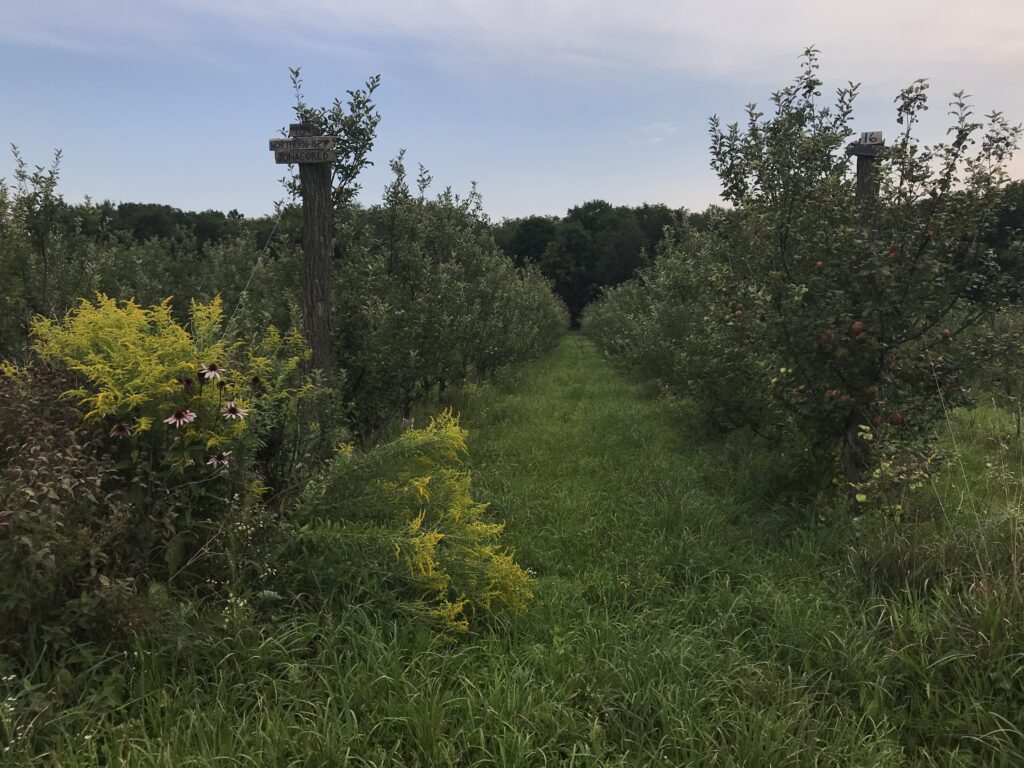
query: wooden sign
[
  {"left": 289, "top": 123, "right": 320, "bottom": 137},
  {"left": 269, "top": 137, "right": 336, "bottom": 152},
  {"left": 846, "top": 130, "right": 885, "bottom": 158},
  {"left": 274, "top": 149, "right": 336, "bottom": 164}
]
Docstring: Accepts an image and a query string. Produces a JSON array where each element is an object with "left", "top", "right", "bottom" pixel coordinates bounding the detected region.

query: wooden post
[
  {"left": 270, "top": 124, "right": 337, "bottom": 372},
  {"left": 842, "top": 131, "right": 885, "bottom": 492},
  {"left": 846, "top": 131, "right": 885, "bottom": 206}
]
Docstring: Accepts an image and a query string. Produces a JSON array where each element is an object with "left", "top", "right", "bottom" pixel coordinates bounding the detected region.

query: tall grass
[{"left": 2, "top": 334, "right": 1022, "bottom": 766}]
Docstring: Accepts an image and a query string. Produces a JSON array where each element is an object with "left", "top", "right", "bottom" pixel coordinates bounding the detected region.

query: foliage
[
  {"left": 335, "top": 154, "right": 568, "bottom": 441},
  {"left": 0, "top": 134, "right": 566, "bottom": 442},
  {"left": 0, "top": 298, "right": 312, "bottom": 655},
  {"left": 291, "top": 411, "right": 533, "bottom": 631},
  {"left": 495, "top": 201, "right": 685, "bottom": 322},
  {"left": 1, "top": 296, "right": 535, "bottom": 663},
  {"left": 0, "top": 365, "right": 145, "bottom": 657},
  {"left": 583, "top": 227, "right": 782, "bottom": 437},
  {"left": 586, "top": 50, "right": 1023, "bottom": 495},
  {"left": 283, "top": 67, "right": 382, "bottom": 207},
  {"left": 0, "top": 145, "right": 291, "bottom": 359},
  {"left": 31, "top": 294, "right": 309, "bottom": 480}
]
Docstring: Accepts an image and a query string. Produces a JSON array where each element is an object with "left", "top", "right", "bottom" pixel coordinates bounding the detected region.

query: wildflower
[
  {"left": 176, "top": 377, "right": 194, "bottom": 392},
  {"left": 216, "top": 380, "right": 228, "bottom": 391},
  {"left": 249, "top": 375, "right": 265, "bottom": 395},
  {"left": 199, "top": 363, "right": 223, "bottom": 381},
  {"left": 163, "top": 409, "right": 197, "bottom": 428},
  {"left": 109, "top": 423, "right": 132, "bottom": 439},
  {"left": 221, "top": 400, "right": 248, "bottom": 420},
  {"left": 206, "top": 451, "right": 232, "bottom": 469}
]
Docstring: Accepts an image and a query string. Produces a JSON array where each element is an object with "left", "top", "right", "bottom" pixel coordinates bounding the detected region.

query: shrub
[
  {"left": 289, "top": 411, "right": 533, "bottom": 631},
  {"left": 31, "top": 294, "right": 309, "bottom": 482},
  {"left": 0, "top": 296, "right": 313, "bottom": 655},
  {"left": 0, "top": 365, "right": 152, "bottom": 655}
]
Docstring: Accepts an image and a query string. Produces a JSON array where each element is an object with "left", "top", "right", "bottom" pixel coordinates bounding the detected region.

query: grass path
[
  {"left": 32, "top": 333, "right": 1016, "bottom": 766},
  {"left": 429, "top": 333, "right": 902, "bottom": 766}
]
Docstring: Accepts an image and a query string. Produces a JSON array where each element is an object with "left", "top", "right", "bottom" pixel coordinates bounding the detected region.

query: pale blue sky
[{"left": 2, "top": 1, "right": 1022, "bottom": 220}]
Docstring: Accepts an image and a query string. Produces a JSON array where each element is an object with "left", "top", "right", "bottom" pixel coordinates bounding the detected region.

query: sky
[{"left": 1, "top": 1, "right": 1022, "bottom": 221}]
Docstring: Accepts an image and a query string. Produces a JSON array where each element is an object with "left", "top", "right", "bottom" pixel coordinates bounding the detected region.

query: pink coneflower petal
[
  {"left": 199, "top": 363, "right": 223, "bottom": 381},
  {"left": 206, "top": 450, "right": 232, "bottom": 469},
  {"left": 109, "top": 423, "right": 132, "bottom": 439},
  {"left": 221, "top": 401, "right": 248, "bottom": 420},
  {"left": 163, "top": 409, "right": 197, "bottom": 428}
]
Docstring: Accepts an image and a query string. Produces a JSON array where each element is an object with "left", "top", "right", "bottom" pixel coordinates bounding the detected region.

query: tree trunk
[{"left": 299, "top": 162, "right": 334, "bottom": 373}]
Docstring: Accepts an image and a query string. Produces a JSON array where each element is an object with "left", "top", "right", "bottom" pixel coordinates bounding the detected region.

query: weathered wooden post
[
  {"left": 270, "top": 124, "right": 337, "bottom": 372},
  {"left": 842, "top": 131, "right": 886, "bottom": 493},
  {"left": 846, "top": 131, "right": 885, "bottom": 204}
]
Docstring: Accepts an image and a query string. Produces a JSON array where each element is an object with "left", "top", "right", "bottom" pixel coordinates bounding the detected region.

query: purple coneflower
[
  {"left": 109, "top": 423, "right": 132, "bottom": 439},
  {"left": 164, "top": 409, "right": 197, "bottom": 428},
  {"left": 221, "top": 400, "right": 248, "bottom": 420},
  {"left": 249, "top": 375, "right": 265, "bottom": 394},
  {"left": 199, "top": 363, "right": 223, "bottom": 381},
  {"left": 176, "top": 377, "right": 194, "bottom": 392},
  {"left": 206, "top": 451, "right": 232, "bottom": 469}
]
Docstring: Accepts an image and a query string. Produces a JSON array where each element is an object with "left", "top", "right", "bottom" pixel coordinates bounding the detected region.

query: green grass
[{"left": 6, "top": 333, "right": 1024, "bottom": 766}]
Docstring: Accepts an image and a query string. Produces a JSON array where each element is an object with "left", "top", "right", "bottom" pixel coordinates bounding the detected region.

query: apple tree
[{"left": 703, "top": 48, "right": 1021, "bottom": 490}]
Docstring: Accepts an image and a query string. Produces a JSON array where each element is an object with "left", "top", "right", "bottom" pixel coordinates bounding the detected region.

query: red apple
[
  {"left": 819, "top": 332, "right": 833, "bottom": 344},
  {"left": 941, "top": 328, "right": 951, "bottom": 340},
  {"left": 851, "top": 321, "right": 865, "bottom": 334},
  {"left": 888, "top": 410, "right": 904, "bottom": 426},
  {"left": 815, "top": 260, "right": 825, "bottom": 269},
  {"left": 888, "top": 244, "right": 898, "bottom": 262}
]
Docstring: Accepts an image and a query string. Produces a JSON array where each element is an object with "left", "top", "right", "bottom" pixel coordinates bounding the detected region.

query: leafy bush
[
  {"left": 0, "top": 365, "right": 161, "bottom": 655},
  {"left": 0, "top": 297, "right": 314, "bottom": 656},
  {"left": 289, "top": 411, "right": 533, "bottom": 631},
  {"left": 31, "top": 294, "right": 309, "bottom": 480}
]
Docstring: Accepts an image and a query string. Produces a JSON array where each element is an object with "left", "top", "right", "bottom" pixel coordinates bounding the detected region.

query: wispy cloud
[
  {"left": 629, "top": 122, "right": 679, "bottom": 147},
  {"left": 4, "top": 1, "right": 1024, "bottom": 89}
]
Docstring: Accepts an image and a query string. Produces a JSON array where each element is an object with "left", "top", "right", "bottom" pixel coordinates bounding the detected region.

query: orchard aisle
[
  {"left": 427, "top": 331, "right": 906, "bottom": 766},
  {"left": 462, "top": 331, "right": 704, "bottom": 588}
]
